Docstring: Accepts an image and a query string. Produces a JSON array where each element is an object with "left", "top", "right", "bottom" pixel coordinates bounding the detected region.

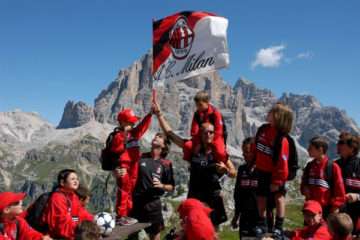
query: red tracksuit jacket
[
  {"left": 41, "top": 188, "right": 93, "bottom": 240},
  {"left": 190, "top": 104, "right": 227, "bottom": 163},
  {"left": 111, "top": 113, "right": 152, "bottom": 189},
  {"left": 301, "top": 156, "right": 346, "bottom": 210},
  {"left": 291, "top": 220, "right": 332, "bottom": 240},
  {"left": 0, "top": 217, "right": 43, "bottom": 240},
  {"left": 255, "top": 124, "right": 289, "bottom": 185}
]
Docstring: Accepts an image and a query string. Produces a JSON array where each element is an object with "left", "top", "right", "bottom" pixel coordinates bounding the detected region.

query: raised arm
[{"left": 152, "top": 100, "right": 185, "bottom": 148}]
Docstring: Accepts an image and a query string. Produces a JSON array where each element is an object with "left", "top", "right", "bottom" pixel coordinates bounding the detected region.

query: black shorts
[
  {"left": 188, "top": 189, "right": 227, "bottom": 226},
  {"left": 256, "top": 170, "right": 287, "bottom": 197},
  {"left": 131, "top": 198, "right": 164, "bottom": 235}
]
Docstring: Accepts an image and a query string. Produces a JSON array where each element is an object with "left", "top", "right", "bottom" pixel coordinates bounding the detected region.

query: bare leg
[{"left": 275, "top": 193, "right": 285, "bottom": 218}]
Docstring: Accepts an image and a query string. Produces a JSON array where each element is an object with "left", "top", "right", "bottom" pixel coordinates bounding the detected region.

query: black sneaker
[
  {"left": 254, "top": 225, "right": 266, "bottom": 238},
  {"left": 272, "top": 228, "right": 284, "bottom": 240}
]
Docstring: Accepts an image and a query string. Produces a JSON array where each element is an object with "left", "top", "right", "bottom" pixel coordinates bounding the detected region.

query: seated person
[
  {"left": 190, "top": 91, "right": 227, "bottom": 162},
  {"left": 41, "top": 169, "right": 93, "bottom": 240},
  {"left": 0, "top": 191, "right": 52, "bottom": 240},
  {"left": 289, "top": 200, "right": 332, "bottom": 240}
]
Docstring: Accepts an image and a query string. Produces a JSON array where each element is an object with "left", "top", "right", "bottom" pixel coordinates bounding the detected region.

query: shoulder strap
[
  {"left": 255, "top": 124, "right": 270, "bottom": 142},
  {"left": 194, "top": 111, "right": 202, "bottom": 125},
  {"left": 326, "top": 159, "right": 334, "bottom": 189},
  {"left": 105, "top": 127, "right": 121, "bottom": 148},
  {"left": 303, "top": 161, "right": 312, "bottom": 181},
  {"left": 15, "top": 219, "right": 19, "bottom": 240}
]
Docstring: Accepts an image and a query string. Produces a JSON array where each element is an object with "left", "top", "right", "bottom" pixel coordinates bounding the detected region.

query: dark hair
[
  {"left": 155, "top": 132, "right": 171, "bottom": 158},
  {"left": 328, "top": 213, "right": 353, "bottom": 238},
  {"left": 57, "top": 169, "right": 77, "bottom": 185},
  {"left": 194, "top": 91, "right": 210, "bottom": 103},
  {"left": 309, "top": 136, "right": 328, "bottom": 154},
  {"left": 75, "top": 184, "right": 92, "bottom": 201},
  {"left": 74, "top": 220, "right": 101, "bottom": 240},
  {"left": 338, "top": 132, "right": 360, "bottom": 155},
  {"left": 242, "top": 137, "right": 255, "bottom": 146}
]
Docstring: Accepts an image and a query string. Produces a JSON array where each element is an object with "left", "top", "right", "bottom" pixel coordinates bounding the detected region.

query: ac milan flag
[{"left": 153, "top": 11, "right": 229, "bottom": 82}]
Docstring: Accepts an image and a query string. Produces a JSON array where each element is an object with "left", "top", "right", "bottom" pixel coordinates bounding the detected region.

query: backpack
[
  {"left": 25, "top": 191, "right": 71, "bottom": 233},
  {"left": 100, "top": 127, "right": 121, "bottom": 171},
  {"left": 194, "top": 106, "right": 228, "bottom": 144},
  {"left": 256, "top": 124, "right": 299, "bottom": 181}
]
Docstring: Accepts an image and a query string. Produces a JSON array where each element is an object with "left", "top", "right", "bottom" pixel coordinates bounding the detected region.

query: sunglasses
[
  {"left": 337, "top": 139, "right": 352, "bottom": 145},
  {"left": 203, "top": 130, "right": 214, "bottom": 135}
]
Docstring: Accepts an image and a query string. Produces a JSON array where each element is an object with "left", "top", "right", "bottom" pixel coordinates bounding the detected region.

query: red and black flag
[{"left": 153, "top": 11, "right": 229, "bottom": 82}]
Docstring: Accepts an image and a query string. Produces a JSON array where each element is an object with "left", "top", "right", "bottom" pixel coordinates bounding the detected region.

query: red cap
[
  {"left": 303, "top": 200, "right": 322, "bottom": 214},
  {"left": 117, "top": 108, "right": 139, "bottom": 124},
  {"left": 0, "top": 192, "right": 26, "bottom": 212}
]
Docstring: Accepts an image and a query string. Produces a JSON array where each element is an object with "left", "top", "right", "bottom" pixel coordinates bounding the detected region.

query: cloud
[
  {"left": 251, "top": 44, "right": 286, "bottom": 69},
  {"left": 296, "top": 51, "right": 314, "bottom": 60}
]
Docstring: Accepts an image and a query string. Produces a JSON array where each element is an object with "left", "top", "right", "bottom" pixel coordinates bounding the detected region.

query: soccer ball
[{"left": 94, "top": 212, "right": 116, "bottom": 236}]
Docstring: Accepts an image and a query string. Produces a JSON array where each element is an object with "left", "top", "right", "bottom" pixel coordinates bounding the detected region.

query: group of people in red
[
  {"left": 232, "top": 101, "right": 360, "bottom": 240},
  {"left": 0, "top": 169, "right": 95, "bottom": 240},
  {"left": 1, "top": 90, "right": 359, "bottom": 240}
]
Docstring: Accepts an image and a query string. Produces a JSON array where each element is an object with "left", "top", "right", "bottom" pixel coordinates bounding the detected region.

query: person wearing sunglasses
[
  {"left": 152, "top": 98, "right": 236, "bottom": 228},
  {"left": 335, "top": 132, "right": 360, "bottom": 236}
]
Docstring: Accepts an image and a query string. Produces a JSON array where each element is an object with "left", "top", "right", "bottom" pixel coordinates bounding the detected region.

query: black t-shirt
[
  {"left": 189, "top": 151, "right": 222, "bottom": 194},
  {"left": 336, "top": 155, "right": 360, "bottom": 194},
  {"left": 133, "top": 153, "right": 175, "bottom": 199},
  {"left": 234, "top": 164, "right": 259, "bottom": 215}
]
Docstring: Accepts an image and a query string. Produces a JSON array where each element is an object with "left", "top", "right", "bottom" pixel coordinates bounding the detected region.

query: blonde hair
[{"left": 270, "top": 102, "right": 294, "bottom": 134}]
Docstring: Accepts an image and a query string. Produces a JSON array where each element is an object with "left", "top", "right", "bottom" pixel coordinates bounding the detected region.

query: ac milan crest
[
  {"left": 153, "top": 11, "right": 229, "bottom": 82},
  {"left": 169, "top": 16, "right": 194, "bottom": 60}
]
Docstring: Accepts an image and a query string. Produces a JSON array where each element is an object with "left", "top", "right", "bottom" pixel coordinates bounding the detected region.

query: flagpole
[{"left": 151, "top": 18, "right": 155, "bottom": 105}]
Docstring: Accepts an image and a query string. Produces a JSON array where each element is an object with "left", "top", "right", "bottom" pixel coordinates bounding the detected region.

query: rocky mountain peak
[
  {"left": 234, "top": 78, "right": 276, "bottom": 108},
  {"left": 57, "top": 101, "right": 95, "bottom": 129},
  {"left": 0, "top": 111, "right": 54, "bottom": 144},
  {"left": 280, "top": 93, "right": 321, "bottom": 110}
]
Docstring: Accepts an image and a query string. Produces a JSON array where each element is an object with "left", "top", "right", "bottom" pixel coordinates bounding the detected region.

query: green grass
[
  {"left": 218, "top": 226, "right": 238, "bottom": 240},
  {"left": 217, "top": 202, "right": 304, "bottom": 239},
  {"left": 284, "top": 202, "right": 303, "bottom": 229}
]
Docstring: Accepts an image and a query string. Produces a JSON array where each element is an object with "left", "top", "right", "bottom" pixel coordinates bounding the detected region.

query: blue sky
[{"left": 1, "top": 0, "right": 359, "bottom": 125}]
